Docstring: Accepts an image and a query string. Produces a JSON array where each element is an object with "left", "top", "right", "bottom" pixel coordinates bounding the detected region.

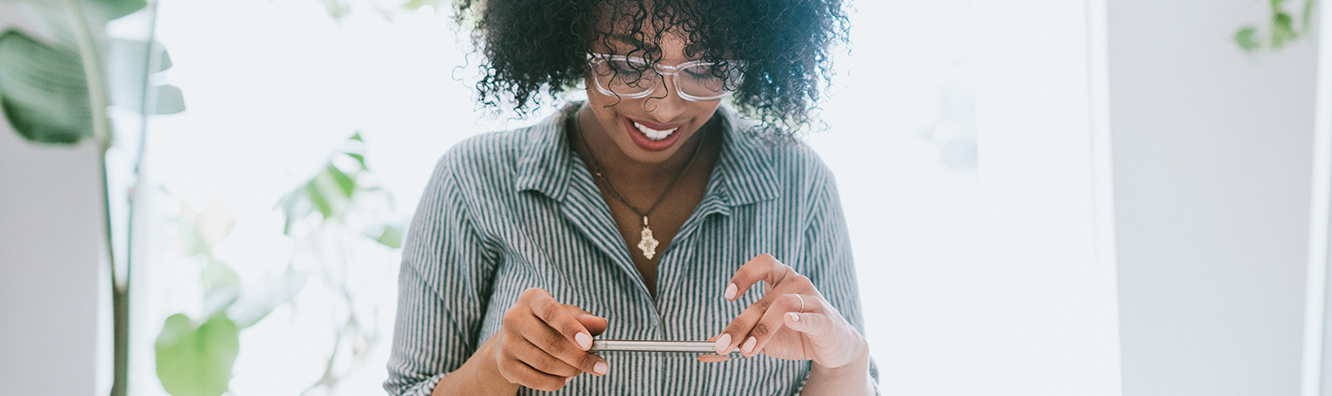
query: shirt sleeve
[
  {"left": 796, "top": 168, "right": 882, "bottom": 396},
  {"left": 384, "top": 157, "right": 500, "bottom": 396}
]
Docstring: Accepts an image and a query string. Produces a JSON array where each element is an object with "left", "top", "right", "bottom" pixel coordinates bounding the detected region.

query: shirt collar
[
  {"left": 513, "top": 106, "right": 577, "bottom": 201},
  {"left": 514, "top": 102, "right": 780, "bottom": 207},
  {"left": 711, "top": 104, "right": 780, "bottom": 206}
]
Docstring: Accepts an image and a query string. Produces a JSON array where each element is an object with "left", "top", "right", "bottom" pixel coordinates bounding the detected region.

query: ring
[{"left": 795, "top": 294, "right": 805, "bottom": 313}]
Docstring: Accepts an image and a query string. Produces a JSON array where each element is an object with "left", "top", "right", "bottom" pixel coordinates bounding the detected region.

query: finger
[
  {"left": 714, "top": 284, "right": 820, "bottom": 354},
  {"left": 784, "top": 311, "right": 835, "bottom": 338},
  {"left": 740, "top": 295, "right": 808, "bottom": 357},
  {"left": 562, "top": 303, "right": 610, "bottom": 336},
  {"left": 523, "top": 320, "right": 609, "bottom": 376},
  {"left": 524, "top": 288, "right": 594, "bottom": 351},
  {"left": 496, "top": 355, "right": 571, "bottom": 392},
  {"left": 575, "top": 314, "right": 609, "bottom": 336},
  {"left": 725, "top": 254, "right": 794, "bottom": 301},
  {"left": 696, "top": 354, "right": 731, "bottom": 363},
  {"left": 713, "top": 300, "right": 765, "bottom": 354},
  {"left": 510, "top": 334, "right": 584, "bottom": 377}
]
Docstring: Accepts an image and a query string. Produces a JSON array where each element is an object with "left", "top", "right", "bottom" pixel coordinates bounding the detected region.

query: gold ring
[{"left": 795, "top": 294, "right": 805, "bottom": 313}]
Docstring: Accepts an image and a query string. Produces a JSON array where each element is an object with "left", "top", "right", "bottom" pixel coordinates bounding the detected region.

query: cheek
[
  {"left": 690, "top": 103, "right": 724, "bottom": 125},
  {"left": 589, "top": 104, "right": 630, "bottom": 142}
]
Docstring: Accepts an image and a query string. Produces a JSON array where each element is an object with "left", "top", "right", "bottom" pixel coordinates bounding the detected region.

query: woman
[{"left": 385, "top": 0, "right": 876, "bottom": 394}]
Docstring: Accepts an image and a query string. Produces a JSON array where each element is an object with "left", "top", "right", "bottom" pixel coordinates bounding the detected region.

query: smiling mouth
[{"left": 631, "top": 120, "right": 679, "bottom": 141}]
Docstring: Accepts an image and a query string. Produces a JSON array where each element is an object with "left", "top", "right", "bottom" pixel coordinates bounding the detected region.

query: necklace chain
[
  {"left": 571, "top": 106, "right": 708, "bottom": 260},
  {"left": 572, "top": 108, "right": 706, "bottom": 219}
]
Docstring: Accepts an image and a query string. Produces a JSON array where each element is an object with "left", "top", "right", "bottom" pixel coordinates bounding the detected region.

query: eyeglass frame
[{"left": 585, "top": 53, "right": 742, "bottom": 102}]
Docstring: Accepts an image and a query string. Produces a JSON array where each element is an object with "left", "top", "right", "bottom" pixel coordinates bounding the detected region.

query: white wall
[
  {"left": 0, "top": 106, "right": 103, "bottom": 396},
  {"left": 1312, "top": 0, "right": 1332, "bottom": 393},
  {"left": 0, "top": 6, "right": 104, "bottom": 396},
  {"left": 1108, "top": 1, "right": 1319, "bottom": 395},
  {"left": 963, "top": 1, "right": 1123, "bottom": 394}
]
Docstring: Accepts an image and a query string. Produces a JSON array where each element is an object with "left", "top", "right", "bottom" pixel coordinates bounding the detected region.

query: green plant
[
  {"left": 314, "top": 0, "right": 445, "bottom": 20},
  {"left": 155, "top": 201, "right": 305, "bottom": 396},
  {"left": 152, "top": 133, "right": 401, "bottom": 396},
  {"left": 1236, "top": 0, "right": 1319, "bottom": 53},
  {"left": 0, "top": 1, "right": 184, "bottom": 395},
  {"left": 277, "top": 133, "right": 404, "bottom": 395}
]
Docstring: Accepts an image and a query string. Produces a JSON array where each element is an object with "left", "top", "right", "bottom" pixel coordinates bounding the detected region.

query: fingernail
[
  {"left": 713, "top": 333, "right": 731, "bottom": 354},
  {"left": 724, "top": 283, "right": 737, "bottom": 300},
  {"left": 594, "top": 361, "right": 608, "bottom": 375},
  {"left": 788, "top": 312, "right": 800, "bottom": 323},
  {"left": 741, "top": 337, "right": 757, "bottom": 354},
  {"left": 576, "top": 332, "right": 592, "bottom": 350}
]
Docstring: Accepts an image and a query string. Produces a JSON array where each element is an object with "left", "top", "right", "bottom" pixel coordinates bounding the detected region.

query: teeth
[{"left": 633, "top": 121, "right": 678, "bottom": 141}]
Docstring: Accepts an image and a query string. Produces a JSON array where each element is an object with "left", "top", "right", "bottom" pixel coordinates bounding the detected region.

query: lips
[{"left": 622, "top": 117, "right": 685, "bottom": 152}]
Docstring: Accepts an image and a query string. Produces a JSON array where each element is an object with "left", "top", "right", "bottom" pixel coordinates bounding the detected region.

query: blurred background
[{"left": 0, "top": 0, "right": 1325, "bottom": 395}]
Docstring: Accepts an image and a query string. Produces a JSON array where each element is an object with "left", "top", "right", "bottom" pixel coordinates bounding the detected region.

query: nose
[{"left": 641, "top": 75, "right": 688, "bottom": 123}]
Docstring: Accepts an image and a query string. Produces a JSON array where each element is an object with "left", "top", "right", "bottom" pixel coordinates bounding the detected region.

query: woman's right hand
[{"left": 489, "top": 287, "right": 609, "bottom": 391}]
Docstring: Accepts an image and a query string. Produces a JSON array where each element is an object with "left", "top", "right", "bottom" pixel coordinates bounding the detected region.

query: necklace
[{"left": 572, "top": 107, "right": 707, "bottom": 260}]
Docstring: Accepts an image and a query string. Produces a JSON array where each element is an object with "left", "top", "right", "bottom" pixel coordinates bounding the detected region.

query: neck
[{"left": 572, "top": 103, "right": 716, "bottom": 183}]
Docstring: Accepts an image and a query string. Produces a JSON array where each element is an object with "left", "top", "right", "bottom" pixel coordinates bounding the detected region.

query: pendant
[{"left": 637, "top": 216, "right": 660, "bottom": 260}]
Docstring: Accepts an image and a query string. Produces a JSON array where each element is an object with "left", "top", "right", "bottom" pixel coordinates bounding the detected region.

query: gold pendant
[{"left": 637, "top": 216, "right": 659, "bottom": 260}]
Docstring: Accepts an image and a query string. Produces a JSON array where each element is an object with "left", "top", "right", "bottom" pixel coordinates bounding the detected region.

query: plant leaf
[
  {"left": 321, "top": 0, "right": 350, "bottom": 19},
  {"left": 401, "top": 0, "right": 445, "bottom": 10},
  {"left": 305, "top": 182, "right": 332, "bottom": 218},
  {"left": 1235, "top": 27, "right": 1262, "bottom": 52},
  {"left": 1271, "top": 12, "right": 1297, "bottom": 47},
  {"left": 201, "top": 260, "right": 240, "bottom": 316},
  {"left": 374, "top": 223, "right": 405, "bottom": 249},
  {"left": 326, "top": 164, "right": 356, "bottom": 197},
  {"left": 310, "top": 169, "right": 353, "bottom": 218},
  {"left": 158, "top": 46, "right": 173, "bottom": 70},
  {"left": 155, "top": 84, "right": 185, "bottom": 114},
  {"left": 106, "top": 38, "right": 181, "bottom": 113},
  {"left": 154, "top": 313, "right": 239, "bottom": 396},
  {"left": 277, "top": 190, "right": 310, "bottom": 235},
  {"left": 345, "top": 152, "right": 367, "bottom": 170},
  {"left": 83, "top": 0, "right": 149, "bottom": 26},
  {"left": 177, "top": 221, "right": 211, "bottom": 257},
  {"left": 7, "top": 0, "right": 145, "bottom": 44},
  {"left": 228, "top": 268, "right": 306, "bottom": 328},
  {"left": 1302, "top": 0, "right": 1315, "bottom": 34},
  {"left": 0, "top": 30, "right": 91, "bottom": 144}
]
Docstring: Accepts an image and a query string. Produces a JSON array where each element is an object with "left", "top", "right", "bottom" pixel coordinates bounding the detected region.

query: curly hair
[{"left": 452, "top": 0, "right": 849, "bottom": 135}]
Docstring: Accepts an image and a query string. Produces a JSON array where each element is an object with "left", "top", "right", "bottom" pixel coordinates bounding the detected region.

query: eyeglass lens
[{"left": 592, "top": 57, "right": 738, "bottom": 100}]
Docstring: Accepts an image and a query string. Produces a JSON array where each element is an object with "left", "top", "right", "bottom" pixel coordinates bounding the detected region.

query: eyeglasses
[{"left": 586, "top": 53, "right": 742, "bottom": 102}]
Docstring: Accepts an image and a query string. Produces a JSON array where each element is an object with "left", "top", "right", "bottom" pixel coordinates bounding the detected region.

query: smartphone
[{"left": 589, "top": 340, "right": 743, "bottom": 357}]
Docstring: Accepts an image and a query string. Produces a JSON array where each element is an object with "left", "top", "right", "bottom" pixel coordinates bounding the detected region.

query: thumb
[
  {"left": 575, "top": 314, "right": 607, "bottom": 335},
  {"left": 563, "top": 304, "right": 608, "bottom": 335}
]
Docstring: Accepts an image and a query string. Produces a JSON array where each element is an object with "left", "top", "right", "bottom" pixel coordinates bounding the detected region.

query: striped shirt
[{"left": 385, "top": 103, "right": 878, "bottom": 395}]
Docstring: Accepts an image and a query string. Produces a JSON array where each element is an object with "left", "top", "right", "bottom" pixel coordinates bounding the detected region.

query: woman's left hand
[{"left": 704, "top": 254, "right": 868, "bottom": 370}]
